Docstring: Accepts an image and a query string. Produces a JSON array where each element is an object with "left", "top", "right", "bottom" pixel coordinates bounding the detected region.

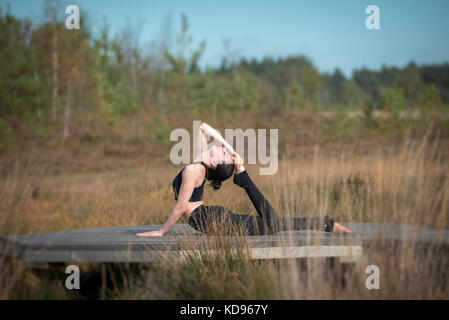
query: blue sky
[{"left": 2, "top": 0, "right": 449, "bottom": 76}]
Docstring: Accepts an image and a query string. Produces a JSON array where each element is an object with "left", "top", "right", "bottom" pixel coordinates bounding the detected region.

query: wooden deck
[{"left": 1, "top": 222, "right": 448, "bottom": 264}]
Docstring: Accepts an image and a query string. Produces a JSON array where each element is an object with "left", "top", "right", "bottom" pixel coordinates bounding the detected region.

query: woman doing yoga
[{"left": 137, "top": 122, "right": 351, "bottom": 237}]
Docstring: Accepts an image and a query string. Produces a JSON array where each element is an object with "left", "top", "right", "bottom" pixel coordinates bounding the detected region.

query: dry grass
[{"left": 0, "top": 117, "right": 448, "bottom": 299}]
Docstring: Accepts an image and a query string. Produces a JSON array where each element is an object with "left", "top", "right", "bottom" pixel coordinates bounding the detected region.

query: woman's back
[
  {"left": 172, "top": 161, "right": 207, "bottom": 202},
  {"left": 172, "top": 161, "right": 207, "bottom": 219}
]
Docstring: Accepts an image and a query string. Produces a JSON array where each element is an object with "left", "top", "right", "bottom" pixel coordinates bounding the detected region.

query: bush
[
  {"left": 378, "top": 86, "right": 407, "bottom": 113},
  {"left": 0, "top": 118, "right": 15, "bottom": 153},
  {"left": 422, "top": 83, "right": 442, "bottom": 110},
  {"left": 283, "top": 79, "right": 305, "bottom": 109},
  {"left": 147, "top": 117, "right": 171, "bottom": 145}
]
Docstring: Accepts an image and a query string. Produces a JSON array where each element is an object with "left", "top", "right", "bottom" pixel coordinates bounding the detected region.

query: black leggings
[{"left": 188, "top": 170, "right": 334, "bottom": 236}]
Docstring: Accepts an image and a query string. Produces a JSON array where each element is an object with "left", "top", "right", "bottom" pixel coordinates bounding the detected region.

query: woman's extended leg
[
  {"left": 189, "top": 204, "right": 268, "bottom": 236},
  {"left": 189, "top": 170, "right": 340, "bottom": 235},
  {"left": 233, "top": 170, "right": 334, "bottom": 233},
  {"left": 233, "top": 170, "right": 280, "bottom": 232}
]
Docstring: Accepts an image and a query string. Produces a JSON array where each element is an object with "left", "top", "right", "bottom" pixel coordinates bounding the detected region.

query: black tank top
[{"left": 172, "top": 161, "right": 207, "bottom": 202}]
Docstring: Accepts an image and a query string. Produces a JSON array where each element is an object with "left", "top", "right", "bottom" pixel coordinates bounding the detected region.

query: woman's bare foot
[{"left": 333, "top": 222, "right": 352, "bottom": 233}]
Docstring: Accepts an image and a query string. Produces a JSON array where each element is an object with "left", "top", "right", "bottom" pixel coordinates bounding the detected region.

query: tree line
[{"left": 0, "top": 4, "right": 448, "bottom": 152}]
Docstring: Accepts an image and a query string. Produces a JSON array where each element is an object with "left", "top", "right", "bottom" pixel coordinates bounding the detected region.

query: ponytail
[{"left": 210, "top": 180, "right": 222, "bottom": 190}]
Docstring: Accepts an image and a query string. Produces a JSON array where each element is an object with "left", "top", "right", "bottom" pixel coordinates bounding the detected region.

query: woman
[{"left": 137, "top": 122, "right": 351, "bottom": 237}]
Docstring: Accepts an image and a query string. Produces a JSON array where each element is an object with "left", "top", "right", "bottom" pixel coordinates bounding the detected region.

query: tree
[
  {"left": 42, "top": 0, "right": 64, "bottom": 121},
  {"left": 163, "top": 13, "right": 206, "bottom": 75},
  {"left": 341, "top": 80, "right": 367, "bottom": 108},
  {"left": 0, "top": 8, "right": 40, "bottom": 118},
  {"left": 319, "top": 68, "right": 346, "bottom": 106},
  {"left": 163, "top": 13, "right": 206, "bottom": 110},
  {"left": 33, "top": 7, "right": 95, "bottom": 136},
  {"left": 284, "top": 79, "right": 305, "bottom": 109},
  {"left": 92, "top": 21, "right": 141, "bottom": 124},
  {"left": 378, "top": 86, "right": 406, "bottom": 113},
  {"left": 420, "top": 63, "right": 449, "bottom": 103},
  {"left": 422, "top": 83, "right": 441, "bottom": 110},
  {"left": 399, "top": 62, "right": 422, "bottom": 106}
]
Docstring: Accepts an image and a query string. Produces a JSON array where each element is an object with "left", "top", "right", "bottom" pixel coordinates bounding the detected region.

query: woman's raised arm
[
  {"left": 201, "top": 122, "right": 236, "bottom": 156},
  {"left": 196, "top": 122, "right": 209, "bottom": 154}
]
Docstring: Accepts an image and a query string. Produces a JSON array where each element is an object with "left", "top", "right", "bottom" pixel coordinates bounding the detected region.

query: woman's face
[{"left": 209, "top": 144, "right": 233, "bottom": 165}]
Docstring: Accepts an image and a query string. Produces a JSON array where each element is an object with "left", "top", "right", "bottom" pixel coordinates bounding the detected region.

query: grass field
[{"left": 1, "top": 108, "right": 448, "bottom": 299}]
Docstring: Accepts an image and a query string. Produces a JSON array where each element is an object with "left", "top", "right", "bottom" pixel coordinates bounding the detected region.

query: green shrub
[
  {"left": 283, "top": 79, "right": 305, "bottom": 109},
  {"left": 422, "top": 83, "right": 442, "bottom": 110},
  {"left": 147, "top": 117, "right": 171, "bottom": 145},
  {"left": 378, "top": 86, "right": 407, "bottom": 113}
]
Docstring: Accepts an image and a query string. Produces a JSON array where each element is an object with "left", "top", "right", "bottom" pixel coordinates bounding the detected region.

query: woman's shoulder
[
  {"left": 183, "top": 163, "right": 206, "bottom": 177},
  {"left": 183, "top": 163, "right": 207, "bottom": 186},
  {"left": 185, "top": 161, "right": 206, "bottom": 172}
]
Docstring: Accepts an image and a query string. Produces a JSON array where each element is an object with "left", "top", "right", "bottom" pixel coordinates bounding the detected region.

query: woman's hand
[
  {"left": 136, "top": 229, "right": 164, "bottom": 237},
  {"left": 232, "top": 154, "right": 245, "bottom": 173}
]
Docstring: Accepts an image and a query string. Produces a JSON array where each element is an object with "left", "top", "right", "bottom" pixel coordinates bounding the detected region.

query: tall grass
[{"left": 0, "top": 127, "right": 448, "bottom": 299}]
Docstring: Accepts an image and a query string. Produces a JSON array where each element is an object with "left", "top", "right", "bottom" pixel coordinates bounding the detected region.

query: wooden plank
[
  {"left": 0, "top": 222, "right": 447, "bottom": 264},
  {"left": 176, "top": 245, "right": 363, "bottom": 261}
]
